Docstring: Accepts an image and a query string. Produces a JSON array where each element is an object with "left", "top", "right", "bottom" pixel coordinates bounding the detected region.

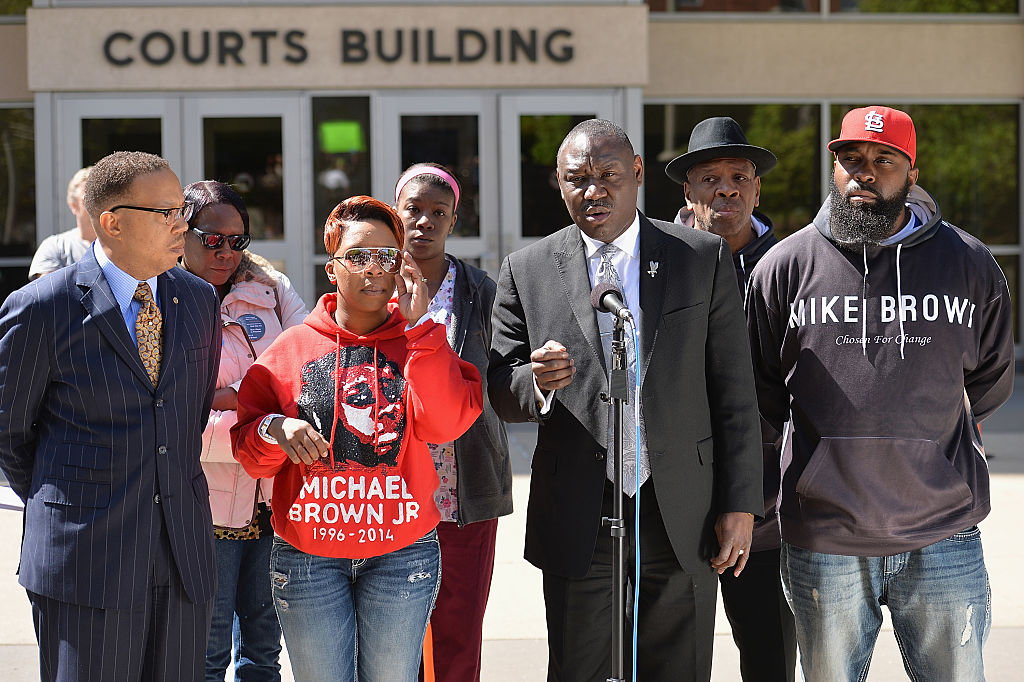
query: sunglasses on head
[
  {"left": 189, "top": 227, "right": 251, "bottom": 252},
  {"left": 331, "top": 247, "right": 403, "bottom": 274}
]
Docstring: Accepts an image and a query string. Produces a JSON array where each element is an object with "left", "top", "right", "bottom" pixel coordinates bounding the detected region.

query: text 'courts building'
[{"left": 0, "top": 1, "right": 1021, "bottom": 351}]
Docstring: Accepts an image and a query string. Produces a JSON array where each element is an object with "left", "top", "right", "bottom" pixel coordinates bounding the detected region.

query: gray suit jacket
[
  {"left": 488, "top": 213, "right": 762, "bottom": 577},
  {"left": 0, "top": 248, "right": 221, "bottom": 609}
]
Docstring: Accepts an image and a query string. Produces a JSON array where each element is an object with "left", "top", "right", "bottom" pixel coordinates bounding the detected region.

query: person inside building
[
  {"left": 746, "top": 106, "right": 1014, "bottom": 681},
  {"left": 487, "top": 119, "right": 763, "bottom": 682},
  {"left": 394, "top": 163, "right": 513, "bottom": 682},
  {"left": 231, "top": 195, "right": 482, "bottom": 682},
  {"left": 179, "top": 180, "right": 308, "bottom": 682},
  {"left": 664, "top": 116, "right": 796, "bottom": 682},
  {"left": 28, "top": 166, "right": 94, "bottom": 279}
]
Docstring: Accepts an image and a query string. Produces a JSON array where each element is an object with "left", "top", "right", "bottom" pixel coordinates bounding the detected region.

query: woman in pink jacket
[{"left": 180, "top": 180, "right": 308, "bottom": 682}]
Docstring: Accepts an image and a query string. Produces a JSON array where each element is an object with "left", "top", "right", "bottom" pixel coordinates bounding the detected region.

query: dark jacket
[
  {"left": 0, "top": 248, "right": 221, "bottom": 609},
  {"left": 734, "top": 211, "right": 779, "bottom": 299},
  {"left": 682, "top": 210, "right": 781, "bottom": 552},
  {"left": 449, "top": 256, "right": 513, "bottom": 525},
  {"left": 731, "top": 212, "right": 781, "bottom": 553},
  {"left": 747, "top": 186, "right": 1015, "bottom": 556},
  {"left": 489, "top": 215, "right": 762, "bottom": 577}
]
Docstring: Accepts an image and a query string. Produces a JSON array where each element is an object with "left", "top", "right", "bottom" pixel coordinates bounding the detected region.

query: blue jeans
[
  {"left": 270, "top": 530, "right": 440, "bottom": 682},
  {"left": 781, "top": 528, "right": 991, "bottom": 682},
  {"left": 206, "top": 534, "right": 282, "bottom": 682}
]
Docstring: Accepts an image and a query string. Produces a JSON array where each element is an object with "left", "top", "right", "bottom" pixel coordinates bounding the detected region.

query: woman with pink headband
[{"left": 394, "top": 163, "right": 512, "bottom": 682}]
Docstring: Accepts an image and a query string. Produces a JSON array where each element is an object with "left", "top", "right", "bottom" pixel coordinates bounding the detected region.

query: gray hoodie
[{"left": 746, "top": 186, "right": 1014, "bottom": 556}]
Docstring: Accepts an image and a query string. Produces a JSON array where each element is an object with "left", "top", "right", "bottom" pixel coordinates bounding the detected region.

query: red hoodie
[{"left": 231, "top": 293, "right": 482, "bottom": 559}]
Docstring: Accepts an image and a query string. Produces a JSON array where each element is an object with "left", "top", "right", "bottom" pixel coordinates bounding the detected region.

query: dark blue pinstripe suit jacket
[{"left": 0, "top": 248, "right": 221, "bottom": 609}]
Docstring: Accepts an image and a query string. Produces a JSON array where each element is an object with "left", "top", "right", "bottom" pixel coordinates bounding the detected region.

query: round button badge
[{"left": 238, "top": 313, "right": 267, "bottom": 341}]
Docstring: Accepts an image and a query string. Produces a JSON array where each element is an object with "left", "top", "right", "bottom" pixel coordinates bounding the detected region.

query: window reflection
[
  {"left": 646, "top": 0, "right": 818, "bottom": 11},
  {"left": 0, "top": 0, "right": 31, "bottom": 16},
  {"left": 520, "top": 114, "right": 592, "bottom": 238},
  {"left": 832, "top": 0, "right": 1017, "bottom": 12},
  {"left": 203, "top": 117, "right": 283, "bottom": 241},
  {"left": 831, "top": 103, "right": 1019, "bottom": 245},
  {"left": 82, "top": 118, "right": 161, "bottom": 166},
  {"left": 0, "top": 107, "right": 35, "bottom": 303},
  {"left": 400, "top": 115, "right": 480, "bottom": 239},
  {"left": 643, "top": 104, "right": 820, "bottom": 238},
  {"left": 645, "top": 0, "right": 1017, "bottom": 10},
  {"left": 313, "top": 97, "right": 372, "bottom": 252}
]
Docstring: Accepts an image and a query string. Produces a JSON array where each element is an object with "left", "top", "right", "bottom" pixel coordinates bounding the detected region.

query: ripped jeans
[
  {"left": 781, "top": 528, "right": 991, "bottom": 682},
  {"left": 270, "top": 530, "right": 440, "bottom": 682}
]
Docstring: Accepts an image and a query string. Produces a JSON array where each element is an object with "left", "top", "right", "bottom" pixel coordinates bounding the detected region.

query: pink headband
[{"left": 394, "top": 166, "right": 460, "bottom": 210}]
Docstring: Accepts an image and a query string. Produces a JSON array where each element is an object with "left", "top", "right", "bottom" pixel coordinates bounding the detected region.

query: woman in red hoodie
[{"left": 231, "top": 196, "right": 483, "bottom": 682}]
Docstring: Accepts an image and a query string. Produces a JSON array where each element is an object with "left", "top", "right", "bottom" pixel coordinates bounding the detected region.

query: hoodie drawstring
[
  {"left": 861, "top": 243, "right": 907, "bottom": 359},
  {"left": 861, "top": 246, "right": 869, "bottom": 356},
  {"left": 895, "top": 243, "right": 905, "bottom": 360},
  {"left": 328, "top": 333, "right": 342, "bottom": 470},
  {"left": 372, "top": 340, "right": 380, "bottom": 457}
]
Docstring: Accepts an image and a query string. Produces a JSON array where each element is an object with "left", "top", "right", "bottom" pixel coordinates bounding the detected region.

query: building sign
[{"left": 28, "top": 5, "right": 647, "bottom": 91}]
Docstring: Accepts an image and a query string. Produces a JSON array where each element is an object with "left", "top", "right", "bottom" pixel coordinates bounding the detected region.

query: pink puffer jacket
[{"left": 197, "top": 253, "right": 308, "bottom": 529}]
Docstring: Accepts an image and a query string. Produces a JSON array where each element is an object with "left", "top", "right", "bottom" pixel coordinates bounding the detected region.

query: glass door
[
  {"left": 498, "top": 93, "right": 617, "bottom": 257},
  {"left": 51, "top": 95, "right": 181, "bottom": 240},
  {"left": 374, "top": 91, "right": 617, "bottom": 274},
  {"left": 182, "top": 95, "right": 309, "bottom": 299},
  {"left": 50, "top": 95, "right": 310, "bottom": 299},
  {"left": 376, "top": 94, "right": 499, "bottom": 273}
]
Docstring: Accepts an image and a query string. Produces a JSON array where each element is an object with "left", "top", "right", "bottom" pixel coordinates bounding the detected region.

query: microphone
[{"left": 591, "top": 282, "right": 633, "bottom": 321}]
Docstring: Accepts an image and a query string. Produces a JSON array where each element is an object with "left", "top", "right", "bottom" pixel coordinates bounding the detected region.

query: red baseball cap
[{"left": 828, "top": 106, "right": 917, "bottom": 167}]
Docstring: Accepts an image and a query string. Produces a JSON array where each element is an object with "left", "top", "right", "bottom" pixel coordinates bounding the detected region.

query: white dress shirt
[{"left": 537, "top": 212, "right": 642, "bottom": 413}]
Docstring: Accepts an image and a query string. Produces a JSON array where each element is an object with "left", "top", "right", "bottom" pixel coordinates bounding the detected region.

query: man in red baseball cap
[{"left": 745, "top": 105, "right": 1014, "bottom": 681}]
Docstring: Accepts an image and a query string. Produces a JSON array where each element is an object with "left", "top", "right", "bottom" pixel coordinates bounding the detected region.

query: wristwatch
[{"left": 257, "top": 414, "right": 285, "bottom": 444}]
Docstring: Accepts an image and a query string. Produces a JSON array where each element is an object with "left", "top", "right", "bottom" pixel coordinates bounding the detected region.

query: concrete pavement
[{"left": 3, "top": 383, "right": 1024, "bottom": 679}]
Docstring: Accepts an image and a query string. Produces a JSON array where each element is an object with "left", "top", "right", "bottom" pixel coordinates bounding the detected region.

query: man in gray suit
[
  {"left": 488, "top": 119, "right": 763, "bottom": 681},
  {"left": 0, "top": 151, "right": 221, "bottom": 681}
]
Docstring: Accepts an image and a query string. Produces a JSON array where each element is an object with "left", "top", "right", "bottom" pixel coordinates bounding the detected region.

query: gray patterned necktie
[{"left": 596, "top": 244, "right": 649, "bottom": 496}]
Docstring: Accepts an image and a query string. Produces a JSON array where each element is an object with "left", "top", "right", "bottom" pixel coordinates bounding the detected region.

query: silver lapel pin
[{"left": 647, "top": 261, "right": 659, "bottom": 277}]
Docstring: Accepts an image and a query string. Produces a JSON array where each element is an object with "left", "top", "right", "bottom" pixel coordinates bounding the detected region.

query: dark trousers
[
  {"left": 29, "top": 520, "right": 213, "bottom": 682},
  {"left": 542, "top": 481, "right": 717, "bottom": 682},
  {"left": 718, "top": 546, "right": 798, "bottom": 682},
  {"left": 421, "top": 518, "right": 499, "bottom": 682}
]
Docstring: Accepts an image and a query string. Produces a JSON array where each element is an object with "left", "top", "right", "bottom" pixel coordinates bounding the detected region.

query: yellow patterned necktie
[{"left": 134, "top": 282, "right": 163, "bottom": 385}]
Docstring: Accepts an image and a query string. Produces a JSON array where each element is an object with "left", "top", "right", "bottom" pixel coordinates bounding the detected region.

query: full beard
[{"left": 828, "top": 174, "right": 912, "bottom": 250}]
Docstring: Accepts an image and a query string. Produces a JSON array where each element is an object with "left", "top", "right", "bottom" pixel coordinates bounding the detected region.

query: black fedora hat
[{"left": 665, "top": 117, "right": 778, "bottom": 185}]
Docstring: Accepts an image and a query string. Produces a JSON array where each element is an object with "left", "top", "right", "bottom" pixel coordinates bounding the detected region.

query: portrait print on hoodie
[{"left": 298, "top": 346, "right": 407, "bottom": 470}]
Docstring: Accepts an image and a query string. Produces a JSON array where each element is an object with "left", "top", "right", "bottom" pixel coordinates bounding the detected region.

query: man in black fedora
[
  {"left": 667, "top": 117, "right": 780, "bottom": 298},
  {"left": 666, "top": 117, "right": 796, "bottom": 682}
]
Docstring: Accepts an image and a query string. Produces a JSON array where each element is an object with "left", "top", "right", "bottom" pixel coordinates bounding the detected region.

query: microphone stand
[{"left": 603, "top": 317, "right": 629, "bottom": 682}]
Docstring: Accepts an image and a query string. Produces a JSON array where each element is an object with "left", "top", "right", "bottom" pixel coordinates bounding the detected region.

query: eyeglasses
[
  {"left": 189, "top": 227, "right": 251, "bottom": 252},
  {"left": 108, "top": 201, "right": 195, "bottom": 226},
  {"left": 331, "top": 248, "right": 403, "bottom": 274}
]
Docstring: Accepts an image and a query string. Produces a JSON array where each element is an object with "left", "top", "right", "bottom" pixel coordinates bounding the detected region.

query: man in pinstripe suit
[{"left": 0, "top": 151, "right": 222, "bottom": 681}]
